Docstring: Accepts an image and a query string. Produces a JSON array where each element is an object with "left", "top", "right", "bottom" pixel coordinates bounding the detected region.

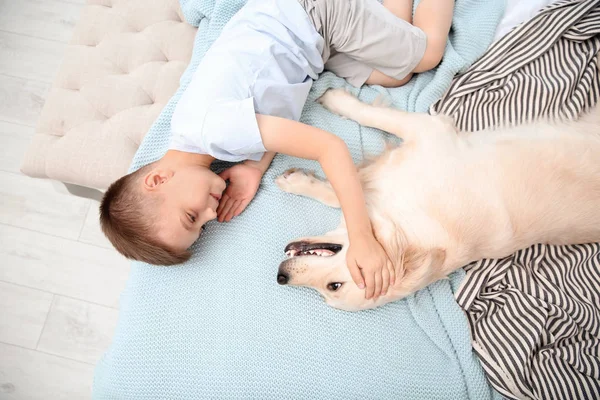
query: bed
[{"left": 90, "top": 0, "right": 506, "bottom": 398}]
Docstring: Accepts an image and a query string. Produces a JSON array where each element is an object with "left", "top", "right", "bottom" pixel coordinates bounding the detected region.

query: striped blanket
[
  {"left": 432, "top": 1, "right": 600, "bottom": 399},
  {"left": 432, "top": 0, "right": 600, "bottom": 131}
]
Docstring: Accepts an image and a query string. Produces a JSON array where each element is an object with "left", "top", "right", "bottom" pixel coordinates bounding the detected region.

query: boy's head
[{"left": 99, "top": 158, "right": 226, "bottom": 265}]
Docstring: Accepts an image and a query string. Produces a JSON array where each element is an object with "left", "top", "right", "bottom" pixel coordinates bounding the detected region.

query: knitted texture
[{"left": 93, "top": 0, "right": 506, "bottom": 398}]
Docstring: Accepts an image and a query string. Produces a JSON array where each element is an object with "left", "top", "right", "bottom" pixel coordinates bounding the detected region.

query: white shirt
[{"left": 169, "top": 0, "right": 324, "bottom": 162}]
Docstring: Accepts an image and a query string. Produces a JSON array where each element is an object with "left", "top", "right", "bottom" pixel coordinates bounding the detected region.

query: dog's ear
[{"left": 397, "top": 246, "right": 447, "bottom": 293}]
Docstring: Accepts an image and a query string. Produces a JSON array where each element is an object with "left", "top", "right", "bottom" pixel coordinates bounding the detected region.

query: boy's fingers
[
  {"left": 224, "top": 200, "right": 240, "bottom": 222},
  {"left": 233, "top": 200, "right": 249, "bottom": 217},
  {"left": 388, "top": 260, "right": 396, "bottom": 287},
  {"left": 218, "top": 168, "right": 231, "bottom": 181},
  {"left": 216, "top": 194, "right": 229, "bottom": 215},
  {"left": 217, "top": 201, "right": 228, "bottom": 221},
  {"left": 221, "top": 201, "right": 235, "bottom": 222},
  {"left": 364, "top": 272, "right": 375, "bottom": 300},
  {"left": 348, "top": 262, "right": 365, "bottom": 290},
  {"left": 381, "top": 267, "right": 390, "bottom": 296},
  {"left": 218, "top": 199, "right": 235, "bottom": 222},
  {"left": 373, "top": 271, "right": 382, "bottom": 299}
]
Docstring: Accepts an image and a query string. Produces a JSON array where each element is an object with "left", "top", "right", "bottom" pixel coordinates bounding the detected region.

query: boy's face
[{"left": 145, "top": 165, "right": 226, "bottom": 253}]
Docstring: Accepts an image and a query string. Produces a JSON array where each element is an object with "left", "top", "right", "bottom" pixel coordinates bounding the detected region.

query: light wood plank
[
  {"left": 0, "top": 122, "right": 34, "bottom": 174},
  {"left": 0, "top": 172, "right": 89, "bottom": 240},
  {"left": 79, "top": 200, "right": 113, "bottom": 249},
  {"left": 0, "top": 224, "right": 130, "bottom": 308},
  {"left": 0, "top": 343, "right": 93, "bottom": 400},
  {"left": 0, "top": 31, "right": 67, "bottom": 83},
  {"left": 0, "top": 282, "right": 53, "bottom": 349},
  {"left": 57, "top": 0, "right": 87, "bottom": 5},
  {"left": 0, "top": 0, "right": 82, "bottom": 43},
  {"left": 37, "top": 296, "right": 118, "bottom": 365},
  {"left": 0, "top": 75, "right": 49, "bottom": 127}
]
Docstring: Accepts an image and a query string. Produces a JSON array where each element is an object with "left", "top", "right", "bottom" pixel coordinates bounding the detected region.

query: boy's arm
[
  {"left": 244, "top": 151, "right": 276, "bottom": 174},
  {"left": 257, "top": 114, "right": 394, "bottom": 299},
  {"left": 216, "top": 152, "right": 276, "bottom": 222}
]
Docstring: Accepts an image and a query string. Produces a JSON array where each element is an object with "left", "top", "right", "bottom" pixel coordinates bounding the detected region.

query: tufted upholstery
[{"left": 21, "top": 0, "right": 196, "bottom": 190}]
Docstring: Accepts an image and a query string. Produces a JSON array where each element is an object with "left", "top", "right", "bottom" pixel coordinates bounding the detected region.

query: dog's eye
[{"left": 327, "top": 282, "right": 343, "bottom": 292}]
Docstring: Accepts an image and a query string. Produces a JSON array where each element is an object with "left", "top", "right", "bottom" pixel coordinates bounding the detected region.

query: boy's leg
[
  {"left": 383, "top": 0, "right": 413, "bottom": 24},
  {"left": 307, "top": 0, "right": 454, "bottom": 87},
  {"left": 364, "top": 69, "right": 413, "bottom": 87},
  {"left": 324, "top": 52, "right": 412, "bottom": 88},
  {"left": 412, "top": 0, "right": 455, "bottom": 72},
  {"left": 313, "top": 0, "right": 426, "bottom": 88},
  {"left": 364, "top": 0, "right": 414, "bottom": 87}
]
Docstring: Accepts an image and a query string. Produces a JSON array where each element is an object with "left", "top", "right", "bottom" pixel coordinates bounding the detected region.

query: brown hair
[{"left": 99, "top": 165, "right": 191, "bottom": 266}]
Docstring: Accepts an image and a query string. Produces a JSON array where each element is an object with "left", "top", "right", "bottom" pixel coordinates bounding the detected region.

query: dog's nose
[{"left": 277, "top": 273, "right": 289, "bottom": 285}]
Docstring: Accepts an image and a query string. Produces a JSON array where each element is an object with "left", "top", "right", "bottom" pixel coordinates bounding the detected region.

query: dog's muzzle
[{"left": 276, "top": 241, "right": 342, "bottom": 285}]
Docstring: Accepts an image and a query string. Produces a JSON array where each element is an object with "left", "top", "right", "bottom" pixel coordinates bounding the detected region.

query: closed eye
[{"left": 187, "top": 213, "right": 196, "bottom": 223}]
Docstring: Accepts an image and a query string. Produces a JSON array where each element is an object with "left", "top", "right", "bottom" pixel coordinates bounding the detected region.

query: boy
[{"left": 100, "top": 0, "right": 454, "bottom": 300}]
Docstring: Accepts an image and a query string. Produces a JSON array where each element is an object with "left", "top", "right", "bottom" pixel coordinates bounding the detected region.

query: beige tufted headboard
[{"left": 21, "top": 0, "right": 196, "bottom": 190}]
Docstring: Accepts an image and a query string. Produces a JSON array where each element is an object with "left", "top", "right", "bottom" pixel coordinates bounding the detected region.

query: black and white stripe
[
  {"left": 431, "top": 0, "right": 600, "bottom": 132},
  {"left": 431, "top": 1, "right": 600, "bottom": 398},
  {"left": 455, "top": 244, "right": 600, "bottom": 400}
]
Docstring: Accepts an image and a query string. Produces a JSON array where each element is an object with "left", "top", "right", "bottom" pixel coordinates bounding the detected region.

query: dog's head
[
  {"left": 277, "top": 230, "right": 371, "bottom": 311},
  {"left": 277, "top": 229, "right": 446, "bottom": 311}
]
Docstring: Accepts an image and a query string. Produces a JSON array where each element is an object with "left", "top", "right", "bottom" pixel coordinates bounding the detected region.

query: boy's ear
[{"left": 143, "top": 169, "right": 173, "bottom": 190}]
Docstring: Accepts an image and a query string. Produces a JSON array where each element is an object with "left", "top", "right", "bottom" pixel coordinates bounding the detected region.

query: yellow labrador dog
[{"left": 276, "top": 88, "right": 600, "bottom": 311}]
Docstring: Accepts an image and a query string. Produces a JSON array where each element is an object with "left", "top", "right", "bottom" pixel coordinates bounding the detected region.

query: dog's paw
[
  {"left": 317, "top": 89, "right": 362, "bottom": 118},
  {"left": 276, "top": 168, "right": 316, "bottom": 194}
]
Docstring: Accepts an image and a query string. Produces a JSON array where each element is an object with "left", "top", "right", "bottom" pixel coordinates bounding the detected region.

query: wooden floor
[{"left": 0, "top": 1, "right": 131, "bottom": 398}]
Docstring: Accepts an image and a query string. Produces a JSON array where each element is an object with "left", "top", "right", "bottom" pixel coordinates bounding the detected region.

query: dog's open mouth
[{"left": 284, "top": 242, "right": 342, "bottom": 258}]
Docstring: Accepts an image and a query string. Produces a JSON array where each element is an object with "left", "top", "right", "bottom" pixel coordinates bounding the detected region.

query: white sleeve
[{"left": 200, "top": 98, "right": 267, "bottom": 162}]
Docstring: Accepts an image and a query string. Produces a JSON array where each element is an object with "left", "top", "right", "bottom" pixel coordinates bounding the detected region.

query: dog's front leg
[
  {"left": 318, "top": 89, "right": 453, "bottom": 143},
  {"left": 276, "top": 169, "right": 340, "bottom": 208}
]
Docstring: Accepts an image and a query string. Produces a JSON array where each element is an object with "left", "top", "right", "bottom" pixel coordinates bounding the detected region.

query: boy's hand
[
  {"left": 346, "top": 233, "right": 395, "bottom": 300},
  {"left": 216, "top": 164, "right": 263, "bottom": 222}
]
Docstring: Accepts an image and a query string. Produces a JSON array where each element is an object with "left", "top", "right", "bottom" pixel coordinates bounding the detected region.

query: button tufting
[{"left": 21, "top": 0, "right": 196, "bottom": 189}]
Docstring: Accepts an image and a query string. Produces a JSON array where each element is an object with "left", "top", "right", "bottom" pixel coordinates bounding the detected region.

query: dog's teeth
[{"left": 286, "top": 250, "right": 297, "bottom": 258}]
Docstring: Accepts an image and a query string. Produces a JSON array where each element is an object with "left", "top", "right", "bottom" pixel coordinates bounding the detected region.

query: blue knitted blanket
[{"left": 93, "top": 0, "right": 505, "bottom": 398}]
